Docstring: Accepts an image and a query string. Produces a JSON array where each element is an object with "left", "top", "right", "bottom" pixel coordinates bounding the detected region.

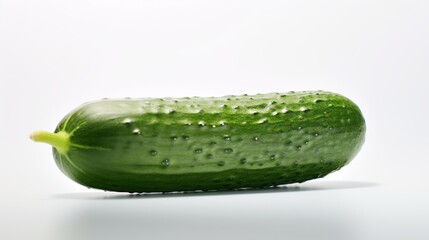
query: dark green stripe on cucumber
[{"left": 31, "top": 91, "right": 365, "bottom": 193}]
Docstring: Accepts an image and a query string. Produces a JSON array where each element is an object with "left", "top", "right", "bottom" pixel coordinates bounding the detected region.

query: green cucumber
[{"left": 31, "top": 91, "right": 365, "bottom": 193}]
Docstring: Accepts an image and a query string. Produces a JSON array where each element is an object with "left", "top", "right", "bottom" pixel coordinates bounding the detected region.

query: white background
[{"left": 1, "top": 0, "right": 428, "bottom": 239}]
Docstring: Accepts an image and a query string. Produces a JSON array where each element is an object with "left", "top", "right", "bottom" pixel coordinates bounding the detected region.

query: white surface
[{"left": 1, "top": 1, "right": 428, "bottom": 239}]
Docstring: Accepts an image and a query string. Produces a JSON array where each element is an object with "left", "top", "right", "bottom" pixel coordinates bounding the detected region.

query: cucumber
[{"left": 30, "top": 91, "right": 365, "bottom": 193}]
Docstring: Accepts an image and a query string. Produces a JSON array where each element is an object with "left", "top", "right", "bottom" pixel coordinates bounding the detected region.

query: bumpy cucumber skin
[{"left": 52, "top": 91, "right": 365, "bottom": 192}]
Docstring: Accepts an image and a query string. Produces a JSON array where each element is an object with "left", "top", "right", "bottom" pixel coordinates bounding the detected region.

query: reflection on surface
[
  {"left": 53, "top": 180, "right": 377, "bottom": 200},
  {"left": 52, "top": 181, "right": 375, "bottom": 240}
]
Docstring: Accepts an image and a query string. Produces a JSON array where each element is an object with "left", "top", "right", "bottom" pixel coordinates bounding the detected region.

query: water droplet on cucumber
[
  {"left": 161, "top": 159, "right": 170, "bottom": 167},
  {"left": 122, "top": 118, "right": 133, "bottom": 125},
  {"left": 224, "top": 148, "right": 233, "bottom": 154},
  {"left": 299, "top": 107, "right": 309, "bottom": 112}
]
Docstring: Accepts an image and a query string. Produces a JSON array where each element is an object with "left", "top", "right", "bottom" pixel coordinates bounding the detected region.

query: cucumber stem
[{"left": 30, "top": 130, "right": 70, "bottom": 154}]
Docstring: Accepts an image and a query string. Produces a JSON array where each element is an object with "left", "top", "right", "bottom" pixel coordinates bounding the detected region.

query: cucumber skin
[{"left": 53, "top": 91, "right": 365, "bottom": 192}]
